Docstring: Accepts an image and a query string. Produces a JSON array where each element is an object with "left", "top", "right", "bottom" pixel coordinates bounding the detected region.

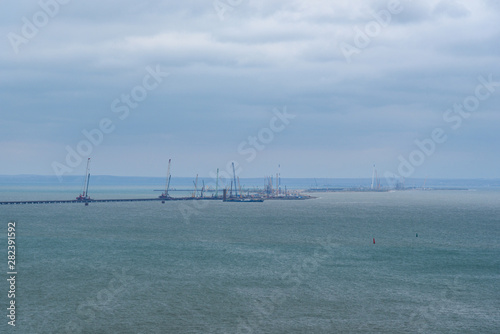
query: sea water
[{"left": 1, "top": 187, "right": 499, "bottom": 333}]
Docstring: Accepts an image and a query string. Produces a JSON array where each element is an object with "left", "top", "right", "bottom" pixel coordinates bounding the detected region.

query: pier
[
  {"left": 0, "top": 195, "right": 314, "bottom": 205},
  {"left": 0, "top": 197, "right": 224, "bottom": 205}
]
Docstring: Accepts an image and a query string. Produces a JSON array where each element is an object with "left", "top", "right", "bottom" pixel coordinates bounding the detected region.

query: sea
[{"left": 0, "top": 177, "right": 499, "bottom": 333}]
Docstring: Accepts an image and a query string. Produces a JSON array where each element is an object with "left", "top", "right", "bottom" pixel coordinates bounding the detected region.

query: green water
[{"left": 1, "top": 189, "right": 499, "bottom": 333}]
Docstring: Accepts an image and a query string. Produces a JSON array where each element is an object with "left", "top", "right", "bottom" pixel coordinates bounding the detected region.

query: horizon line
[{"left": 1, "top": 174, "right": 499, "bottom": 181}]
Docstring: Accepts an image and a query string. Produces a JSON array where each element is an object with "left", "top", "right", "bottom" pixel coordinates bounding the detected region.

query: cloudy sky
[{"left": 1, "top": 0, "right": 499, "bottom": 179}]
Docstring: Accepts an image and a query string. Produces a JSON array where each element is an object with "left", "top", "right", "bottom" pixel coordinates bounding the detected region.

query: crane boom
[
  {"left": 77, "top": 157, "right": 91, "bottom": 201},
  {"left": 193, "top": 174, "right": 199, "bottom": 198},
  {"left": 278, "top": 164, "right": 281, "bottom": 196},
  {"left": 83, "top": 158, "right": 91, "bottom": 197},
  {"left": 215, "top": 168, "right": 219, "bottom": 198},
  {"left": 232, "top": 162, "right": 238, "bottom": 198},
  {"left": 165, "top": 158, "right": 171, "bottom": 197},
  {"left": 85, "top": 173, "right": 91, "bottom": 198}
]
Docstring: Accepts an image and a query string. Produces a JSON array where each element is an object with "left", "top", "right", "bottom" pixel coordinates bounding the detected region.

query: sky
[{"left": 1, "top": 0, "right": 499, "bottom": 179}]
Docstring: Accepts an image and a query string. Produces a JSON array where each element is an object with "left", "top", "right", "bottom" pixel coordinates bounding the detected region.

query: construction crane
[
  {"left": 77, "top": 158, "right": 91, "bottom": 201},
  {"left": 266, "top": 176, "right": 273, "bottom": 196},
  {"left": 215, "top": 168, "right": 219, "bottom": 198},
  {"left": 278, "top": 164, "right": 281, "bottom": 195},
  {"left": 232, "top": 162, "right": 238, "bottom": 198},
  {"left": 193, "top": 174, "right": 199, "bottom": 198},
  {"left": 161, "top": 158, "right": 172, "bottom": 199}
]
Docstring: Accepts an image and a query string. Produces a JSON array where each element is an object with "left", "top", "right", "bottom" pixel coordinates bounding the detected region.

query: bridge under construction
[
  {"left": 0, "top": 197, "right": 221, "bottom": 206},
  {"left": 1, "top": 158, "right": 313, "bottom": 205}
]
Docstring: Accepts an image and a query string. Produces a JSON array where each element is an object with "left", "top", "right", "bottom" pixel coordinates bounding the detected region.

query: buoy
[
  {"left": 416, "top": 233, "right": 418, "bottom": 237},
  {"left": 373, "top": 238, "right": 376, "bottom": 244}
]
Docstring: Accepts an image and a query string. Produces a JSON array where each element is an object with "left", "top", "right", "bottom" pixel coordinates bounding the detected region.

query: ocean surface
[{"left": 1, "top": 183, "right": 499, "bottom": 333}]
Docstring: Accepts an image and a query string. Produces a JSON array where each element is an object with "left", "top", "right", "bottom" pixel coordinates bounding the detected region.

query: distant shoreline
[{"left": 0, "top": 175, "right": 499, "bottom": 190}]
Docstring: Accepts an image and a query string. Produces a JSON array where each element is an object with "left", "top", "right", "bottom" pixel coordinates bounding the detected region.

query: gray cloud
[
  {"left": 433, "top": 0, "right": 470, "bottom": 18},
  {"left": 0, "top": 0, "right": 499, "bottom": 178}
]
